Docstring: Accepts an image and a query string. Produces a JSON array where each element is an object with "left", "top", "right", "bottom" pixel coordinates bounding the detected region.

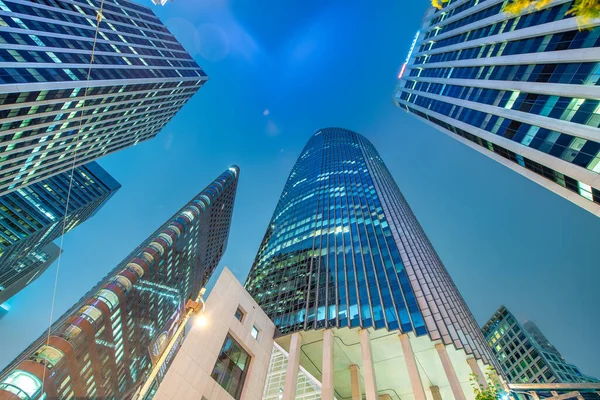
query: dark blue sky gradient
[{"left": 1, "top": 0, "right": 598, "bottom": 378}]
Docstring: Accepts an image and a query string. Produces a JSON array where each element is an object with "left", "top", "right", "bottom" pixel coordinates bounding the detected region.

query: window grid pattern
[
  {"left": 0, "top": 0, "right": 206, "bottom": 195},
  {"left": 398, "top": 103, "right": 600, "bottom": 204},
  {"left": 246, "top": 129, "right": 425, "bottom": 336},
  {"left": 0, "top": 167, "right": 239, "bottom": 399},
  {"left": 394, "top": 1, "right": 600, "bottom": 211},
  {"left": 245, "top": 128, "right": 496, "bottom": 366},
  {"left": 421, "top": 2, "right": 573, "bottom": 53},
  {"left": 399, "top": 87, "right": 600, "bottom": 178},
  {"left": 482, "top": 307, "right": 599, "bottom": 384},
  {"left": 0, "top": 161, "right": 119, "bottom": 303}
]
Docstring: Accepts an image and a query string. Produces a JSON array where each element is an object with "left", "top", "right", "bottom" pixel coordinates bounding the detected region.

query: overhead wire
[{"left": 41, "top": 0, "right": 106, "bottom": 388}]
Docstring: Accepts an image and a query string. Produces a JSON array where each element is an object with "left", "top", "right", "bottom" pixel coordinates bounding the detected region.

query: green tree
[
  {"left": 431, "top": 0, "right": 449, "bottom": 10},
  {"left": 430, "top": 0, "right": 600, "bottom": 28},
  {"left": 470, "top": 367, "right": 506, "bottom": 400}
]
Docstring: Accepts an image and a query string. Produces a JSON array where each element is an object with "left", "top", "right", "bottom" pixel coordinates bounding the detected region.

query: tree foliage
[
  {"left": 430, "top": 0, "right": 600, "bottom": 28},
  {"left": 431, "top": 0, "right": 450, "bottom": 10},
  {"left": 470, "top": 367, "right": 505, "bottom": 400}
]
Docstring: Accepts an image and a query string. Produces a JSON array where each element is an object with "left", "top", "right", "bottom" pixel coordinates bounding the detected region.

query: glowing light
[
  {"left": 196, "top": 315, "right": 208, "bottom": 327},
  {"left": 398, "top": 31, "right": 420, "bottom": 79},
  {"left": 398, "top": 64, "right": 407, "bottom": 79}
]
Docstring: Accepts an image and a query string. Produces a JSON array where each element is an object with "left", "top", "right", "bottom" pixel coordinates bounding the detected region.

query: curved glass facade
[{"left": 246, "top": 128, "right": 494, "bottom": 363}]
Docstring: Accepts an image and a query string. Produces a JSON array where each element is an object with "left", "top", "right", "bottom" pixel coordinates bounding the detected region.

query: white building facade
[
  {"left": 153, "top": 267, "right": 276, "bottom": 400},
  {"left": 154, "top": 268, "right": 499, "bottom": 400}
]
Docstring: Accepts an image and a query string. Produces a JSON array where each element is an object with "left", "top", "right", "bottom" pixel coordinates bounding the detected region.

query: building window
[
  {"left": 251, "top": 325, "right": 260, "bottom": 340},
  {"left": 211, "top": 334, "right": 250, "bottom": 400},
  {"left": 234, "top": 307, "right": 245, "bottom": 322}
]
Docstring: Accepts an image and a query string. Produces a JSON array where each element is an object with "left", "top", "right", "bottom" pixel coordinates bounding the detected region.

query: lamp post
[{"left": 133, "top": 288, "right": 207, "bottom": 400}]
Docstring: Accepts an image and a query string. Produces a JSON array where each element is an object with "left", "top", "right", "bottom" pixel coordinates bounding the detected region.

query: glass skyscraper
[
  {"left": 0, "top": 0, "right": 206, "bottom": 195},
  {"left": 245, "top": 128, "right": 495, "bottom": 364},
  {"left": 394, "top": 1, "right": 600, "bottom": 216},
  {"left": 483, "top": 306, "right": 598, "bottom": 384},
  {"left": 0, "top": 166, "right": 239, "bottom": 400},
  {"left": 0, "top": 161, "right": 120, "bottom": 304},
  {"left": 0, "top": 242, "right": 60, "bottom": 304}
]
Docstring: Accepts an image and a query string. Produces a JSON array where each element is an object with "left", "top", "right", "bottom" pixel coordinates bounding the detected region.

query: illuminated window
[
  {"left": 31, "top": 345, "right": 65, "bottom": 369},
  {"left": 127, "top": 263, "right": 144, "bottom": 278},
  {"left": 251, "top": 326, "right": 260, "bottom": 341},
  {"left": 96, "top": 289, "right": 119, "bottom": 311},
  {"left": 0, "top": 369, "right": 43, "bottom": 400},
  {"left": 78, "top": 305, "right": 102, "bottom": 323}
]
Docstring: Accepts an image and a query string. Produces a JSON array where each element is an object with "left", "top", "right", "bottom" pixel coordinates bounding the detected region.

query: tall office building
[
  {"left": 482, "top": 306, "right": 598, "bottom": 384},
  {"left": 0, "top": 166, "right": 239, "bottom": 400},
  {"left": 0, "top": 161, "right": 119, "bottom": 304},
  {"left": 0, "top": 0, "right": 207, "bottom": 195},
  {"left": 393, "top": 1, "right": 600, "bottom": 216},
  {"left": 0, "top": 243, "right": 61, "bottom": 304},
  {"left": 246, "top": 128, "right": 500, "bottom": 400}
]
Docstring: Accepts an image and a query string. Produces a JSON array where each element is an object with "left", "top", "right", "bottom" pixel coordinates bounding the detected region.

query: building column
[
  {"left": 466, "top": 357, "right": 487, "bottom": 388},
  {"left": 399, "top": 333, "right": 426, "bottom": 400},
  {"left": 435, "top": 343, "right": 466, "bottom": 400},
  {"left": 349, "top": 364, "right": 362, "bottom": 400},
  {"left": 282, "top": 332, "right": 302, "bottom": 400},
  {"left": 322, "top": 329, "right": 334, "bottom": 400},
  {"left": 430, "top": 386, "right": 442, "bottom": 400},
  {"left": 359, "top": 329, "right": 379, "bottom": 400}
]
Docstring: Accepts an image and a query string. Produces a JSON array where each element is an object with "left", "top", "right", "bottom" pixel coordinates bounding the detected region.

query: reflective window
[
  {"left": 251, "top": 326, "right": 259, "bottom": 340},
  {"left": 211, "top": 335, "right": 251, "bottom": 400},
  {"left": 0, "top": 369, "right": 44, "bottom": 400},
  {"left": 234, "top": 307, "right": 244, "bottom": 322}
]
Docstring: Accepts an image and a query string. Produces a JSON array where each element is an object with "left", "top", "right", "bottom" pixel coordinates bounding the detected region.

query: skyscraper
[
  {"left": 0, "top": 243, "right": 61, "bottom": 305},
  {"left": 0, "top": 166, "right": 239, "bottom": 400},
  {"left": 483, "top": 306, "right": 598, "bottom": 384},
  {"left": 393, "top": 2, "right": 600, "bottom": 216},
  {"left": 0, "top": 0, "right": 207, "bottom": 195},
  {"left": 246, "top": 128, "right": 499, "bottom": 399},
  {"left": 0, "top": 161, "right": 120, "bottom": 304}
]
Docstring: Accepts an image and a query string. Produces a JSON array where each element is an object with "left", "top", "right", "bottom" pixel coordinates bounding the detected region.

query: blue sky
[{"left": 1, "top": 0, "right": 599, "bottom": 379}]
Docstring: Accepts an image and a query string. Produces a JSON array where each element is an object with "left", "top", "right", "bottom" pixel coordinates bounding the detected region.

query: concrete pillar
[
  {"left": 359, "top": 329, "right": 378, "bottom": 400},
  {"left": 321, "top": 329, "right": 334, "bottom": 400},
  {"left": 435, "top": 343, "right": 466, "bottom": 400},
  {"left": 399, "top": 333, "right": 426, "bottom": 400},
  {"left": 430, "top": 386, "right": 442, "bottom": 400},
  {"left": 282, "top": 332, "right": 302, "bottom": 400},
  {"left": 466, "top": 357, "right": 487, "bottom": 388},
  {"left": 349, "top": 364, "right": 362, "bottom": 400}
]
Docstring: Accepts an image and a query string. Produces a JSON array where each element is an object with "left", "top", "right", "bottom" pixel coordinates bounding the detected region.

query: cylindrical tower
[{"left": 246, "top": 128, "right": 495, "bottom": 365}]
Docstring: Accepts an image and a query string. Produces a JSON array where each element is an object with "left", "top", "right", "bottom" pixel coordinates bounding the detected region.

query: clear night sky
[{"left": 1, "top": 0, "right": 598, "bottom": 379}]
